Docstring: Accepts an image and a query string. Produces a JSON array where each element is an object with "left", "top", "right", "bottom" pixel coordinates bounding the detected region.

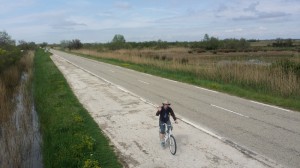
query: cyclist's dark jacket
[{"left": 156, "top": 107, "right": 176, "bottom": 123}]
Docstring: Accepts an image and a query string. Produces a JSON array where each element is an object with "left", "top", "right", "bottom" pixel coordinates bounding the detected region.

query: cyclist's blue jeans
[{"left": 159, "top": 120, "right": 172, "bottom": 134}]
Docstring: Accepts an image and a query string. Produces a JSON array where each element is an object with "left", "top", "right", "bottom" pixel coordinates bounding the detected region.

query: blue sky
[{"left": 1, "top": 0, "right": 299, "bottom": 43}]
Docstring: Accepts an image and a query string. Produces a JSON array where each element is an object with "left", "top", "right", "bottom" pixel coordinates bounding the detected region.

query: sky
[{"left": 0, "top": 0, "right": 299, "bottom": 43}]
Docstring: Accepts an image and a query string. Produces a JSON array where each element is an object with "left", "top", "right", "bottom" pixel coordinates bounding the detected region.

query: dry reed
[
  {"left": 72, "top": 48, "right": 300, "bottom": 97},
  {"left": 0, "top": 51, "right": 39, "bottom": 167}
]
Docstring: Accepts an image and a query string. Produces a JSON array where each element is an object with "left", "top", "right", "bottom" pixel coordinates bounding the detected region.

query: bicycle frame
[
  {"left": 162, "top": 123, "right": 177, "bottom": 155},
  {"left": 163, "top": 123, "right": 172, "bottom": 142}
]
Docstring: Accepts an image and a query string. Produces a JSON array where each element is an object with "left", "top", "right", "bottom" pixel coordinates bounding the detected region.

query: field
[
  {"left": 67, "top": 47, "right": 300, "bottom": 111},
  {"left": 33, "top": 49, "right": 122, "bottom": 168}
]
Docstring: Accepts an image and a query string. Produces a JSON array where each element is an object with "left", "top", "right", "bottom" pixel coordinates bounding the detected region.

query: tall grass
[
  {"left": 71, "top": 48, "right": 300, "bottom": 110},
  {"left": 0, "top": 51, "right": 39, "bottom": 167},
  {"left": 72, "top": 48, "right": 299, "bottom": 97}
]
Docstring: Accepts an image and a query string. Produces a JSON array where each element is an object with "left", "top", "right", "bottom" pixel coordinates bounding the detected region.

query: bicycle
[{"left": 162, "top": 123, "right": 177, "bottom": 155}]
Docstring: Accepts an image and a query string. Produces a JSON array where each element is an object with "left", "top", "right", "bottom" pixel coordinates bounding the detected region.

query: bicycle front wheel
[{"left": 169, "top": 135, "right": 177, "bottom": 155}]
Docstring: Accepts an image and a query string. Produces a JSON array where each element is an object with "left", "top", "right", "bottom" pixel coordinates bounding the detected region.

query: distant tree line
[
  {"left": 188, "top": 34, "right": 250, "bottom": 51},
  {"left": 85, "top": 34, "right": 250, "bottom": 52},
  {"left": 59, "top": 34, "right": 298, "bottom": 52}
]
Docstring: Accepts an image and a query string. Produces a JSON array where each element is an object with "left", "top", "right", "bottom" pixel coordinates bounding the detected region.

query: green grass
[
  {"left": 33, "top": 49, "right": 122, "bottom": 168},
  {"left": 66, "top": 50, "right": 300, "bottom": 112}
]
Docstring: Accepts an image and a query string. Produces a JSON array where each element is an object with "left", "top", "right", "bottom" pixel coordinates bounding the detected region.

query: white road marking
[
  {"left": 163, "top": 78, "right": 178, "bottom": 83},
  {"left": 179, "top": 118, "right": 223, "bottom": 140},
  {"left": 194, "top": 86, "right": 218, "bottom": 93},
  {"left": 211, "top": 104, "right": 249, "bottom": 118},
  {"left": 138, "top": 80, "right": 150, "bottom": 85},
  {"left": 116, "top": 86, "right": 130, "bottom": 93},
  {"left": 250, "top": 101, "right": 292, "bottom": 112}
]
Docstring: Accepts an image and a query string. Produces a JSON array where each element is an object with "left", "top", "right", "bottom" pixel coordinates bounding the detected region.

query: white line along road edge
[
  {"left": 52, "top": 53, "right": 284, "bottom": 168},
  {"left": 250, "top": 100, "right": 292, "bottom": 113},
  {"left": 210, "top": 104, "right": 250, "bottom": 118},
  {"left": 138, "top": 80, "right": 150, "bottom": 85}
]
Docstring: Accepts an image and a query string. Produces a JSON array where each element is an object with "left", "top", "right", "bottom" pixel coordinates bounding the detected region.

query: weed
[{"left": 84, "top": 159, "right": 101, "bottom": 168}]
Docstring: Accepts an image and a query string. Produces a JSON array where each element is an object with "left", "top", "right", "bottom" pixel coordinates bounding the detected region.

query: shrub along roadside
[
  {"left": 65, "top": 51, "right": 300, "bottom": 112},
  {"left": 33, "top": 49, "right": 121, "bottom": 168}
]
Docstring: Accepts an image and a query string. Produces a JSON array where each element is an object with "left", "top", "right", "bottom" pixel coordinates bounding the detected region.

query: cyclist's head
[{"left": 162, "top": 100, "right": 171, "bottom": 108}]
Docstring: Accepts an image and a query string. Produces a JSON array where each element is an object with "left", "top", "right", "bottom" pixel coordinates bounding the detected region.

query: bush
[
  {"left": 83, "top": 159, "right": 101, "bottom": 168},
  {"left": 180, "top": 58, "right": 189, "bottom": 64},
  {"left": 273, "top": 38, "right": 293, "bottom": 47},
  {"left": 0, "top": 31, "right": 23, "bottom": 72},
  {"left": 18, "top": 40, "right": 36, "bottom": 50},
  {"left": 196, "top": 49, "right": 206, "bottom": 53},
  {"left": 218, "top": 49, "right": 237, "bottom": 53},
  {"left": 60, "top": 39, "right": 83, "bottom": 50},
  {"left": 275, "top": 59, "right": 300, "bottom": 77}
]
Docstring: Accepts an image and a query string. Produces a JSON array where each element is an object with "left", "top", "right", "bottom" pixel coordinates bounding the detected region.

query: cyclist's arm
[
  {"left": 170, "top": 109, "right": 177, "bottom": 121},
  {"left": 156, "top": 107, "right": 161, "bottom": 116}
]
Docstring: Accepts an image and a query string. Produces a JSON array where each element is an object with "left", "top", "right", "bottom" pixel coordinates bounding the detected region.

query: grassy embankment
[
  {"left": 67, "top": 48, "right": 300, "bottom": 111},
  {"left": 33, "top": 49, "right": 121, "bottom": 168}
]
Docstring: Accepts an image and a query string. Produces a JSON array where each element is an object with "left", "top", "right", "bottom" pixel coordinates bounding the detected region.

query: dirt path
[{"left": 51, "top": 54, "right": 268, "bottom": 168}]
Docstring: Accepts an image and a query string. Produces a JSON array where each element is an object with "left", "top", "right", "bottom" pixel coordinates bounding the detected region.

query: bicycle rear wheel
[{"left": 169, "top": 135, "right": 177, "bottom": 155}]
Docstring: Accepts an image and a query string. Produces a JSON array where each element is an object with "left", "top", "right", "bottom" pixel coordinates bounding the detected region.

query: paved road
[
  {"left": 51, "top": 50, "right": 300, "bottom": 168},
  {"left": 51, "top": 54, "right": 267, "bottom": 168}
]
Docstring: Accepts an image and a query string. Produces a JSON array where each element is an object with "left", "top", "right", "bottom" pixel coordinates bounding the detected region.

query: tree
[
  {"left": 273, "top": 38, "right": 293, "bottom": 47},
  {"left": 40, "top": 42, "right": 48, "bottom": 48},
  {"left": 239, "top": 38, "right": 250, "bottom": 50},
  {"left": 60, "top": 40, "right": 70, "bottom": 49},
  {"left": 109, "top": 34, "right": 126, "bottom": 50},
  {"left": 18, "top": 40, "right": 36, "bottom": 50},
  {"left": 203, "top": 34, "right": 210, "bottom": 42},
  {"left": 112, "top": 34, "right": 126, "bottom": 43},
  {"left": 207, "top": 37, "right": 219, "bottom": 50},
  {"left": 0, "top": 32, "right": 21, "bottom": 71},
  {"left": 70, "top": 39, "right": 82, "bottom": 49},
  {"left": 0, "top": 31, "right": 15, "bottom": 46},
  {"left": 285, "top": 39, "right": 293, "bottom": 47},
  {"left": 60, "top": 39, "right": 82, "bottom": 50},
  {"left": 155, "top": 39, "right": 169, "bottom": 49}
]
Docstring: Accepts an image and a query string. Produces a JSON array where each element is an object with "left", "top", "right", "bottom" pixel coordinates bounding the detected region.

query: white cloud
[
  {"left": 114, "top": 1, "right": 132, "bottom": 10},
  {"left": 225, "top": 28, "right": 243, "bottom": 33},
  {"left": 51, "top": 20, "right": 86, "bottom": 30},
  {"left": 216, "top": 0, "right": 298, "bottom": 22},
  {"left": 1, "top": 0, "right": 299, "bottom": 43},
  {"left": 258, "top": 26, "right": 267, "bottom": 31},
  {"left": 0, "top": 0, "right": 36, "bottom": 14}
]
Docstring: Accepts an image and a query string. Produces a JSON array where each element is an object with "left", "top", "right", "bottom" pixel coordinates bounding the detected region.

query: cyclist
[{"left": 156, "top": 100, "right": 178, "bottom": 147}]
